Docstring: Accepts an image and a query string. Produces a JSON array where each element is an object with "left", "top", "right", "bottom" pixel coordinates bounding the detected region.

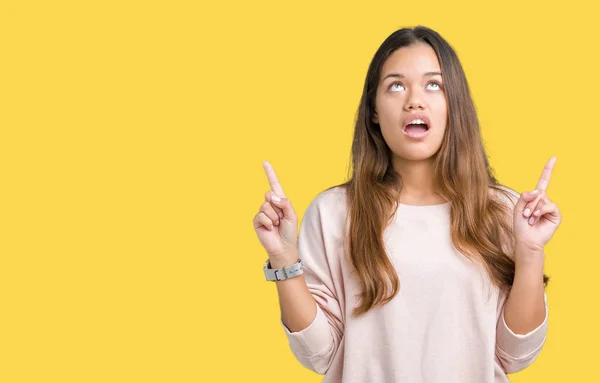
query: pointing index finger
[
  {"left": 535, "top": 156, "right": 556, "bottom": 192},
  {"left": 262, "top": 161, "right": 287, "bottom": 197}
]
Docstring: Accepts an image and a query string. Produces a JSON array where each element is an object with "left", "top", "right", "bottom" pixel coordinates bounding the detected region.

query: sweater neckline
[{"left": 398, "top": 201, "right": 450, "bottom": 208}]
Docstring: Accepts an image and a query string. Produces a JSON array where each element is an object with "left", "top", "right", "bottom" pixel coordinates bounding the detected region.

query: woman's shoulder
[
  {"left": 489, "top": 184, "right": 520, "bottom": 208},
  {"left": 312, "top": 185, "right": 348, "bottom": 206},
  {"left": 302, "top": 185, "right": 349, "bottom": 226}
]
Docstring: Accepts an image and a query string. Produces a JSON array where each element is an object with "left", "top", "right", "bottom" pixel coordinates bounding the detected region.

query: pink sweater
[{"left": 280, "top": 187, "right": 548, "bottom": 382}]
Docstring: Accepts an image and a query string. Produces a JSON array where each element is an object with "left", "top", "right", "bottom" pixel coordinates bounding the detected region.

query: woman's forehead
[{"left": 381, "top": 44, "right": 442, "bottom": 77}]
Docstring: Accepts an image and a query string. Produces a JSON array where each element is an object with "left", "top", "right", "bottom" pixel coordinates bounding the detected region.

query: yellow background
[{"left": 0, "top": 0, "right": 597, "bottom": 381}]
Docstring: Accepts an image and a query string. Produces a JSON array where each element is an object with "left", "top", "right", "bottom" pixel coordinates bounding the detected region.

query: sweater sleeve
[
  {"left": 495, "top": 290, "right": 548, "bottom": 373},
  {"left": 280, "top": 188, "right": 346, "bottom": 374}
]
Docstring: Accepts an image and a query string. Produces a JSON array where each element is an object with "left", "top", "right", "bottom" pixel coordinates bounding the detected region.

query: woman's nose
[
  {"left": 404, "top": 92, "right": 425, "bottom": 110},
  {"left": 404, "top": 96, "right": 425, "bottom": 111}
]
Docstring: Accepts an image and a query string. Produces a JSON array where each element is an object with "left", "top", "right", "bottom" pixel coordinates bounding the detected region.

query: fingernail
[
  {"left": 530, "top": 190, "right": 539, "bottom": 195},
  {"left": 271, "top": 195, "right": 281, "bottom": 203},
  {"left": 274, "top": 221, "right": 279, "bottom": 226},
  {"left": 278, "top": 212, "right": 284, "bottom": 219},
  {"left": 528, "top": 217, "right": 535, "bottom": 225},
  {"left": 534, "top": 210, "right": 541, "bottom": 217},
  {"left": 524, "top": 208, "right": 531, "bottom": 217}
]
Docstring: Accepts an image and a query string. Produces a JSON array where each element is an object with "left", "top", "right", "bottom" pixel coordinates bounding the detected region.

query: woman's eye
[
  {"left": 427, "top": 82, "right": 442, "bottom": 90},
  {"left": 390, "top": 83, "right": 405, "bottom": 92}
]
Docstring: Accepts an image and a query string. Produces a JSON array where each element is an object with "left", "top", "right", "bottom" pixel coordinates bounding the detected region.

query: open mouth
[{"left": 403, "top": 121, "right": 429, "bottom": 138}]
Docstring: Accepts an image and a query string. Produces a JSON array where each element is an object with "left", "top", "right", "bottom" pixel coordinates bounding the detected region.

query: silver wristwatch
[{"left": 264, "top": 259, "right": 304, "bottom": 281}]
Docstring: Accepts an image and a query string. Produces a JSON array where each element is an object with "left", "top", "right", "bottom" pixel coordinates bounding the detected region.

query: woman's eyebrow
[{"left": 381, "top": 71, "right": 442, "bottom": 81}]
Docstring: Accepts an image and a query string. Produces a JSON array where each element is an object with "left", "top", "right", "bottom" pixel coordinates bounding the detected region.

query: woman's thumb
[
  {"left": 271, "top": 194, "right": 295, "bottom": 219},
  {"left": 515, "top": 189, "right": 538, "bottom": 211}
]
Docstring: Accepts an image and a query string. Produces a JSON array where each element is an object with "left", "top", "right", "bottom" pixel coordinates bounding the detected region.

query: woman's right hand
[{"left": 253, "top": 161, "right": 299, "bottom": 264}]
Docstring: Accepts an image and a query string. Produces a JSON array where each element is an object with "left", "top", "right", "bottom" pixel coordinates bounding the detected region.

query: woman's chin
[{"left": 393, "top": 147, "right": 440, "bottom": 162}]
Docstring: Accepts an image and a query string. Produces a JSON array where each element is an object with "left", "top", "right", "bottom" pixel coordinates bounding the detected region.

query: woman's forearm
[
  {"left": 270, "top": 252, "right": 318, "bottom": 333},
  {"left": 503, "top": 244, "right": 547, "bottom": 335}
]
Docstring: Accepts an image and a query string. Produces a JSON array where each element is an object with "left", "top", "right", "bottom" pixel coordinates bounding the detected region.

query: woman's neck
[{"left": 392, "top": 157, "right": 447, "bottom": 206}]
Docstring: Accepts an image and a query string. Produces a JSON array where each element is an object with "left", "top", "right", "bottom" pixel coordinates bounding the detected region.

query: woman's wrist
[{"left": 268, "top": 252, "right": 299, "bottom": 269}]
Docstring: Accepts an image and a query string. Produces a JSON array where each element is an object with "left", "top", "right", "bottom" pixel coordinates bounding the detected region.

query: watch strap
[{"left": 264, "top": 259, "right": 303, "bottom": 281}]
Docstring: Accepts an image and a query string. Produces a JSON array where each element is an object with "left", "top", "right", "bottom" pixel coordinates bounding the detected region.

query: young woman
[{"left": 253, "top": 26, "right": 561, "bottom": 382}]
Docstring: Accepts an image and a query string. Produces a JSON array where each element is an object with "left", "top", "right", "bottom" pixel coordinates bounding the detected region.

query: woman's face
[{"left": 374, "top": 43, "right": 448, "bottom": 162}]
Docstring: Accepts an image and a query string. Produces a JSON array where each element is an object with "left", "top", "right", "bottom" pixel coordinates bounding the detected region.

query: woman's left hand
[{"left": 513, "top": 157, "right": 562, "bottom": 254}]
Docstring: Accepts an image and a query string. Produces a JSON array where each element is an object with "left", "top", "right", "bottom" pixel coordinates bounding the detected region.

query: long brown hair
[{"left": 331, "top": 26, "right": 549, "bottom": 316}]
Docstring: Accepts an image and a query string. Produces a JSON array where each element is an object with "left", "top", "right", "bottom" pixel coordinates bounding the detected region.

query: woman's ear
[{"left": 372, "top": 110, "right": 379, "bottom": 124}]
